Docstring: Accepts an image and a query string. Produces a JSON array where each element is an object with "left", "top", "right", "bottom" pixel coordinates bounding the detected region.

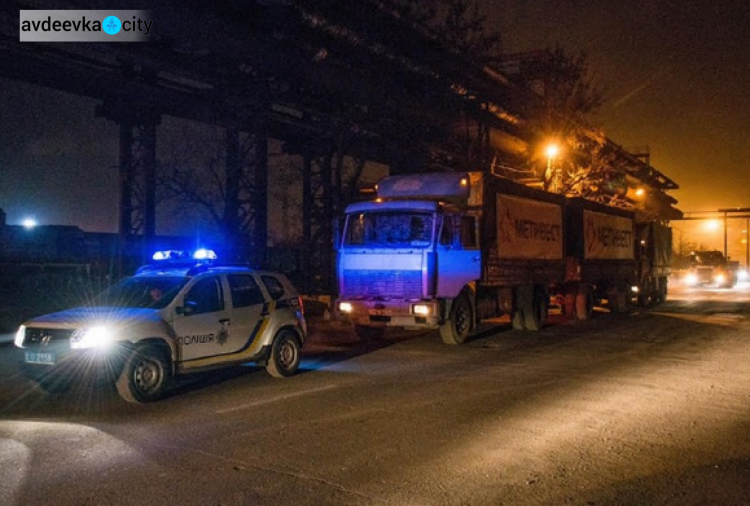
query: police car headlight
[
  {"left": 15, "top": 325, "right": 26, "bottom": 348},
  {"left": 71, "top": 326, "right": 114, "bottom": 349},
  {"left": 338, "top": 302, "right": 353, "bottom": 314}
]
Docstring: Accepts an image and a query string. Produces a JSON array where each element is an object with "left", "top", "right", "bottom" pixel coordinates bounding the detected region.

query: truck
[
  {"left": 335, "top": 171, "right": 672, "bottom": 344},
  {"left": 683, "top": 250, "right": 737, "bottom": 288}
]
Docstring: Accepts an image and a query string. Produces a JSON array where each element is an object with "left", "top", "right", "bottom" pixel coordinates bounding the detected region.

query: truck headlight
[
  {"left": 71, "top": 326, "right": 114, "bottom": 349},
  {"left": 15, "top": 325, "right": 26, "bottom": 348},
  {"left": 412, "top": 304, "right": 431, "bottom": 316},
  {"left": 338, "top": 302, "right": 353, "bottom": 314}
]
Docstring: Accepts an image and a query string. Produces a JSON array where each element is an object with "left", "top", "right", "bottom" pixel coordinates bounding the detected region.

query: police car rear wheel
[
  {"left": 266, "top": 331, "right": 301, "bottom": 378},
  {"left": 116, "top": 344, "right": 171, "bottom": 403}
]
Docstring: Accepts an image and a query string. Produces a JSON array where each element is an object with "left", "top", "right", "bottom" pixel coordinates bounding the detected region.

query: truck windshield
[
  {"left": 93, "top": 276, "right": 188, "bottom": 309},
  {"left": 345, "top": 211, "right": 434, "bottom": 248}
]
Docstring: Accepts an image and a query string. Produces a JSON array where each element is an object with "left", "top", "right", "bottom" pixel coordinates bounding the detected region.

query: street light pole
[
  {"left": 545, "top": 143, "right": 559, "bottom": 192},
  {"left": 724, "top": 211, "right": 728, "bottom": 259}
]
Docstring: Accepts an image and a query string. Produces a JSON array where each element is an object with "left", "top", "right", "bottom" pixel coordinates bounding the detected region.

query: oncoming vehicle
[
  {"left": 14, "top": 249, "right": 307, "bottom": 403},
  {"left": 683, "top": 250, "right": 738, "bottom": 288}
]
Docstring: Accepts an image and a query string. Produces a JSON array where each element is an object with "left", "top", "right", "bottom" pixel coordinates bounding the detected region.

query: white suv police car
[{"left": 14, "top": 249, "right": 307, "bottom": 403}]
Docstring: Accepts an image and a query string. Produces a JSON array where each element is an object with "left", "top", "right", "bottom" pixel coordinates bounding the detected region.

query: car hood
[{"left": 23, "top": 306, "right": 164, "bottom": 329}]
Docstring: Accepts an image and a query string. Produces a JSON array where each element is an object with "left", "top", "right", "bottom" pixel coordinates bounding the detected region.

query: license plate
[
  {"left": 25, "top": 351, "right": 56, "bottom": 365},
  {"left": 369, "top": 308, "right": 391, "bottom": 316}
]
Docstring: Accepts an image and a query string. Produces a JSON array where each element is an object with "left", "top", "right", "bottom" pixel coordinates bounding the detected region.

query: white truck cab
[{"left": 15, "top": 249, "right": 307, "bottom": 403}]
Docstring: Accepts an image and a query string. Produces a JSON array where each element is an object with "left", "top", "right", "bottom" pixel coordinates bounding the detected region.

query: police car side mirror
[{"left": 176, "top": 304, "right": 195, "bottom": 316}]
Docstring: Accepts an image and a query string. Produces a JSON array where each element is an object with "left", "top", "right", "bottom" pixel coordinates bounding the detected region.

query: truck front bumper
[{"left": 335, "top": 299, "right": 441, "bottom": 329}]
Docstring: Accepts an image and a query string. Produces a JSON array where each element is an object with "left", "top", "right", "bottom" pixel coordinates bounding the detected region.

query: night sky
[
  {"left": 2, "top": 1, "right": 750, "bottom": 244},
  {"left": 486, "top": 0, "right": 750, "bottom": 214}
]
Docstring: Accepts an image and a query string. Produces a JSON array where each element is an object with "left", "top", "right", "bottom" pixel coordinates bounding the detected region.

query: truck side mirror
[{"left": 333, "top": 217, "right": 342, "bottom": 251}]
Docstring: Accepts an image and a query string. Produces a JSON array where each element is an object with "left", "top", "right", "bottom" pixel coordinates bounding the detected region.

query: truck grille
[
  {"left": 343, "top": 269, "right": 422, "bottom": 299},
  {"left": 24, "top": 328, "right": 74, "bottom": 347}
]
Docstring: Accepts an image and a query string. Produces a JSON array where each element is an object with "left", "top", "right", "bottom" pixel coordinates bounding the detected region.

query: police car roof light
[{"left": 193, "top": 248, "right": 217, "bottom": 260}]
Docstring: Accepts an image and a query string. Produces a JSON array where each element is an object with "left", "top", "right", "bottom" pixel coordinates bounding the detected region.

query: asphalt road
[{"left": 3, "top": 282, "right": 750, "bottom": 505}]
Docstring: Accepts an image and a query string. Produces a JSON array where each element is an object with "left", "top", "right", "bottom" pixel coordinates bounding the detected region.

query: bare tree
[{"left": 157, "top": 124, "right": 261, "bottom": 259}]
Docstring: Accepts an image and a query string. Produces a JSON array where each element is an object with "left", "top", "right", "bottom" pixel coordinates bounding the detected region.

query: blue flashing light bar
[
  {"left": 193, "top": 248, "right": 217, "bottom": 260},
  {"left": 151, "top": 249, "right": 217, "bottom": 262}
]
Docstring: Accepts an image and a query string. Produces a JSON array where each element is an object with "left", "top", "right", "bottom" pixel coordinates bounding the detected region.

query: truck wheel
[
  {"left": 267, "top": 330, "right": 302, "bottom": 378},
  {"left": 511, "top": 310, "right": 526, "bottom": 330},
  {"left": 658, "top": 278, "right": 668, "bottom": 302},
  {"left": 638, "top": 279, "right": 653, "bottom": 307},
  {"left": 575, "top": 285, "right": 594, "bottom": 320},
  {"left": 440, "top": 294, "right": 472, "bottom": 345},
  {"left": 116, "top": 344, "right": 171, "bottom": 404},
  {"left": 354, "top": 325, "right": 386, "bottom": 341},
  {"left": 524, "top": 287, "right": 548, "bottom": 331}
]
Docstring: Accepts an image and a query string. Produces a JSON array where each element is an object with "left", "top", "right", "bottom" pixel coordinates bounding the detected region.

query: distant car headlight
[
  {"left": 338, "top": 302, "right": 353, "bottom": 314},
  {"left": 739, "top": 270, "right": 748, "bottom": 281},
  {"left": 714, "top": 273, "right": 726, "bottom": 285},
  {"left": 71, "top": 326, "right": 114, "bottom": 349},
  {"left": 15, "top": 325, "right": 26, "bottom": 348},
  {"left": 684, "top": 273, "right": 699, "bottom": 286}
]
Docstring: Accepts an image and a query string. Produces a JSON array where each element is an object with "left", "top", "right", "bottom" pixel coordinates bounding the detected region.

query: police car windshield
[{"left": 95, "top": 276, "right": 188, "bottom": 309}]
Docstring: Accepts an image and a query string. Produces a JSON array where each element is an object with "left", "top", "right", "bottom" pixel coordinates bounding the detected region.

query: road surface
[{"left": 2, "top": 282, "right": 750, "bottom": 505}]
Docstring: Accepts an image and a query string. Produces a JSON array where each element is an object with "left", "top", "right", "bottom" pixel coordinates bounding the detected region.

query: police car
[{"left": 14, "top": 249, "right": 307, "bottom": 403}]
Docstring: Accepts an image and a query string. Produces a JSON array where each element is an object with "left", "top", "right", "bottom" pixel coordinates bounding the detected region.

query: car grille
[
  {"left": 24, "top": 328, "right": 74, "bottom": 347},
  {"left": 343, "top": 269, "right": 422, "bottom": 298}
]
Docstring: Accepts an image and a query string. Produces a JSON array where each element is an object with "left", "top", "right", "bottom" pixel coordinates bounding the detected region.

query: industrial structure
[{"left": 0, "top": 1, "right": 681, "bottom": 294}]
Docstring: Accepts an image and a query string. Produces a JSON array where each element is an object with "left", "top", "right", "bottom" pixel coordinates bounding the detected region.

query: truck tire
[
  {"left": 440, "top": 294, "right": 472, "bottom": 345},
  {"left": 116, "top": 344, "right": 171, "bottom": 404},
  {"left": 609, "top": 285, "right": 630, "bottom": 313},
  {"left": 524, "top": 286, "right": 548, "bottom": 331},
  {"left": 266, "top": 330, "right": 302, "bottom": 378},
  {"left": 658, "top": 278, "right": 668, "bottom": 302},
  {"left": 512, "top": 285, "right": 533, "bottom": 330},
  {"left": 575, "top": 285, "right": 594, "bottom": 321},
  {"left": 354, "top": 325, "right": 386, "bottom": 341},
  {"left": 638, "top": 278, "right": 656, "bottom": 307}
]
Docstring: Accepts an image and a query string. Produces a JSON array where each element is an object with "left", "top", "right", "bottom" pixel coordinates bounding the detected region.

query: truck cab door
[{"left": 436, "top": 214, "right": 481, "bottom": 297}]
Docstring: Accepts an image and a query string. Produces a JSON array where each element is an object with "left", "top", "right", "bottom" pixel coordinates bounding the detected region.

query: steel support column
[{"left": 99, "top": 99, "right": 160, "bottom": 274}]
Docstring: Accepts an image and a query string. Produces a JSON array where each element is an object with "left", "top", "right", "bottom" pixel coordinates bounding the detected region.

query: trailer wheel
[
  {"left": 638, "top": 279, "right": 653, "bottom": 307},
  {"left": 354, "top": 325, "right": 385, "bottom": 341},
  {"left": 610, "top": 286, "right": 631, "bottom": 313},
  {"left": 524, "top": 287, "right": 548, "bottom": 331},
  {"left": 440, "top": 294, "right": 472, "bottom": 345},
  {"left": 575, "top": 285, "right": 594, "bottom": 320},
  {"left": 511, "top": 285, "right": 533, "bottom": 330}
]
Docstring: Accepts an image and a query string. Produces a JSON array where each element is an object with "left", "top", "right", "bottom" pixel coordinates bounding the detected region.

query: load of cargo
[{"left": 335, "top": 171, "right": 672, "bottom": 344}]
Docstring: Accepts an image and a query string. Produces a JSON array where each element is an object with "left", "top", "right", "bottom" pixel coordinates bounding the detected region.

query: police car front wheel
[
  {"left": 116, "top": 344, "right": 171, "bottom": 403},
  {"left": 266, "top": 330, "right": 301, "bottom": 378}
]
